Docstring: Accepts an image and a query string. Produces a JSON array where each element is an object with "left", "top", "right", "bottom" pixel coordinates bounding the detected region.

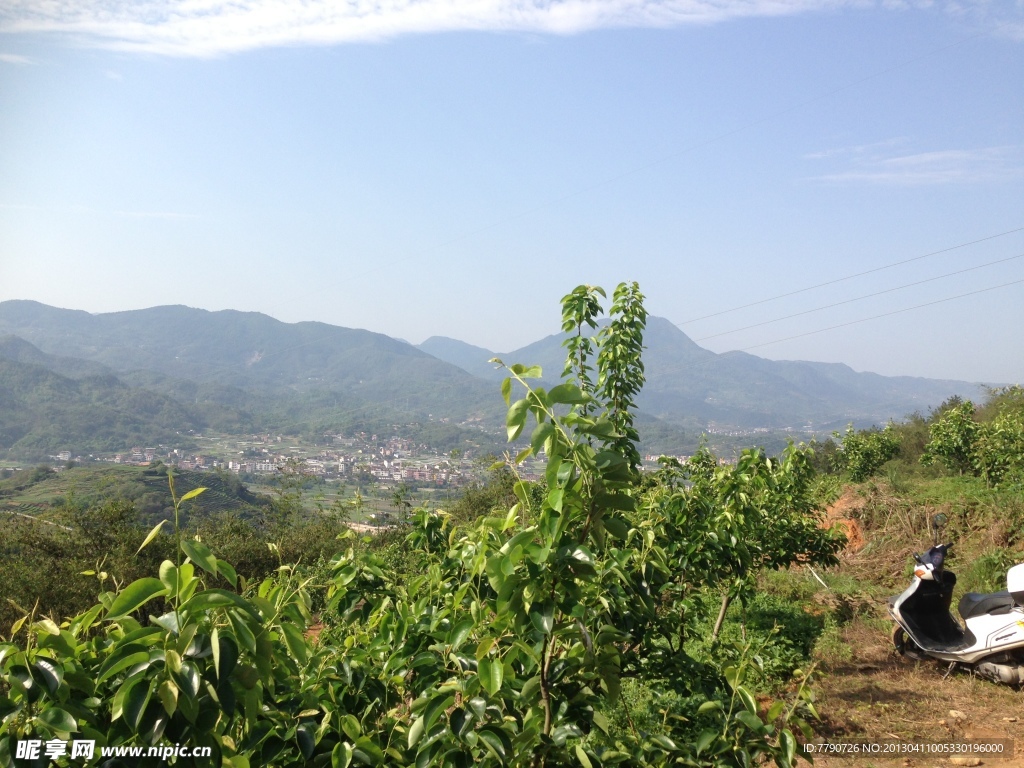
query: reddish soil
[{"left": 824, "top": 488, "right": 867, "bottom": 552}]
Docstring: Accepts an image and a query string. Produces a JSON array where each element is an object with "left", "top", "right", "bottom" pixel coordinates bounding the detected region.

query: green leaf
[
  {"left": 281, "top": 622, "right": 310, "bottom": 664},
  {"left": 697, "top": 700, "right": 723, "bottom": 714},
  {"left": 34, "top": 617, "right": 60, "bottom": 636},
  {"left": 36, "top": 707, "right": 77, "bottom": 735},
  {"left": 228, "top": 609, "right": 257, "bottom": 654},
  {"left": 423, "top": 693, "right": 455, "bottom": 731},
  {"left": 519, "top": 675, "right": 541, "bottom": 703},
  {"left": 478, "top": 726, "right": 511, "bottom": 762},
  {"left": 546, "top": 487, "right": 564, "bottom": 513},
  {"left": 547, "top": 383, "right": 588, "bottom": 405},
  {"left": 477, "top": 657, "right": 503, "bottom": 696},
  {"left": 530, "top": 602, "right": 554, "bottom": 635},
  {"left": 603, "top": 515, "right": 630, "bottom": 540},
  {"left": 124, "top": 679, "right": 152, "bottom": 731},
  {"left": 136, "top": 520, "right": 167, "bottom": 554},
  {"left": 506, "top": 399, "right": 529, "bottom": 442},
  {"left": 736, "top": 685, "right": 757, "bottom": 714},
  {"left": 575, "top": 745, "right": 593, "bottom": 768},
  {"left": 158, "top": 680, "right": 178, "bottom": 717},
  {"left": 501, "top": 378, "right": 512, "bottom": 406},
  {"left": 181, "top": 589, "right": 260, "bottom": 619},
  {"left": 217, "top": 559, "right": 238, "bottom": 588},
  {"left": 181, "top": 538, "right": 219, "bottom": 577},
  {"left": 33, "top": 659, "right": 63, "bottom": 695},
  {"left": 510, "top": 363, "right": 542, "bottom": 379},
  {"left": 297, "top": 722, "right": 316, "bottom": 760},
  {"left": 179, "top": 486, "right": 208, "bottom": 503},
  {"left": 447, "top": 618, "right": 474, "bottom": 650},
  {"left": 735, "top": 710, "right": 765, "bottom": 733},
  {"left": 530, "top": 422, "right": 555, "bottom": 457},
  {"left": 475, "top": 637, "right": 495, "bottom": 661},
  {"left": 106, "top": 578, "right": 168, "bottom": 620},
  {"left": 695, "top": 728, "right": 717, "bottom": 755},
  {"left": 332, "top": 742, "right": 353, "bottom": 768},
  {"left": 352, "top": 737, "right": 384, "bottom": 766},
  {"left": 340, "top": 714, "right": 361, "bottom": 741},
  {"left": 779, "top": 728, "right": 797, "bottom": 768},
  {"left": 407, "top": 716, "right": 425, "bottom": 749},
  {"left": 215, "top": 634, "right": 239, "bottom": 682}
]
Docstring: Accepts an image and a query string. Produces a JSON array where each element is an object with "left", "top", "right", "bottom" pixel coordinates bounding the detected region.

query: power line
[
  {"left": 737, "top": 278, "right": 1024, "bottom": 352},
  {"left": 695, "top": 252, "right": 1023, "bottom": 342},
  {"left": 677, "top": 226, "right": 1024, "bottom": 325}
]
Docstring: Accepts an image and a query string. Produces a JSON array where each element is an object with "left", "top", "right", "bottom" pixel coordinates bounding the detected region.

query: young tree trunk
[{"left": 711, "top": 592, "right": 731, "bottom": 642}]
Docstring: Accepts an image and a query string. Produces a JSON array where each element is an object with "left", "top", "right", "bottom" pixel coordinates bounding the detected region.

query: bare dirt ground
[
  {"left": 809, "top": 492, "right": 1024, "bottom": 768},
  {"left": 812, "top": 614, "right": 1024, "bottom": 768}
]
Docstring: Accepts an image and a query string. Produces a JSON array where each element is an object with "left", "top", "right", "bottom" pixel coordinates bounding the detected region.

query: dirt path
[
  {"left": 810, "top": 596, "right": 1024, "bottom": 768},
  {"left": 806, "top": 484, "right": 1024, "bottom": 767}
]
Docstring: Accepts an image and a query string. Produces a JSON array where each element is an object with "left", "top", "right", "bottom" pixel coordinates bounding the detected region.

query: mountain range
[
  {"left": 419, "top": 315, "right": 986, "bottom": 431},
  {"left": 0, "top": 300, "right": 987, "bottom": 458}
]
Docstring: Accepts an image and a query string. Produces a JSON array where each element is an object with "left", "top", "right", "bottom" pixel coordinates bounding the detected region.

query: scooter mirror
[{"left": 930, "top": 513, "right": 948, "bottom": 544}]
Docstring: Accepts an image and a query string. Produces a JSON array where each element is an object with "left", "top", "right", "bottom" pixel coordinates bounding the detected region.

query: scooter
[{"left": 888, "top": 542, "right": 1024, "bottom": 685}]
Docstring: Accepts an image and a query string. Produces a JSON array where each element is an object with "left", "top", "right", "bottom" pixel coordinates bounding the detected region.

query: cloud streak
[
  {"left": 810, "top": 145, "right": 1024, "bottom": 185},
  {"left": 0, "top": 51, "right": 33, "bottom": 63},
  {"left": 0, "top": 0, "right": 1018, "bottom": 56},
  {"left": 0, "top": 0, "right": 917, "bottom": 57}
]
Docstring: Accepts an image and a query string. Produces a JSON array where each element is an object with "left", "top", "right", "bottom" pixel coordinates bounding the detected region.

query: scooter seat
[{"left": 958, "top": 591, "right": 1015, "bottom": 620}]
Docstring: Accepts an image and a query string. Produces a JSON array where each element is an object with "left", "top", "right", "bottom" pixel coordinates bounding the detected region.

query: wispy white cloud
[
  {"left": 810, "top": 145, "right": 1024, "bottom": 185},
  {"left": 802, "top": 136, "right": 909, "bottom": 160},
  {"left": 0, "top": 0, "right": 955, "bottom": 57},
  {"left": 0, "top": 52, "right": 33, "bottom": 64},
  {"left": 0, "top": 0, "right": 1018, "bottom": 56},
  {"left": 944, "top": 0, "right": 1024, "bottom": 41}
]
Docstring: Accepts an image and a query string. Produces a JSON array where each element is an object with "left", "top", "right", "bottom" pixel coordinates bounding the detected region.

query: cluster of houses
[{"left": 83, "top": 433, "right": 471, "bottom": 487}]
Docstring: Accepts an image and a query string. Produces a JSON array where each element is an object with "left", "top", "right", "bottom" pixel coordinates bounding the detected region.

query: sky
[{"left": 0, "top": 0, "right": 1022, "bottom": 384}]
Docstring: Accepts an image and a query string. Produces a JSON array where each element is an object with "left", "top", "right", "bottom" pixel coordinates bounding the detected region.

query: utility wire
[
  {"left": 738, "top": 278, "right": 1024, "bottom": 352},
  {"left": 695, "top": 252, "right": 1024, "bottom": 342},
  {"left": 677, "top": 226, "right": 1024, "bottom": 325}
]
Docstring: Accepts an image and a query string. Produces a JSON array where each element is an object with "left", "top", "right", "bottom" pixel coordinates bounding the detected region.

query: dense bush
[
  {"left": 918, "top": 389, "right": 1024, "bottom": 486},
  {"left": 832, "top": 424, "right": 900, "bottom": 482}
]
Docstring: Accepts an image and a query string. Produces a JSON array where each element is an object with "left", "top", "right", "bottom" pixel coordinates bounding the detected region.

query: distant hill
[
  {"left": 418, "top": 316, "right": 986, "bottom": 430},
  {"left": 418, "top": 336, "right": 503, "bottom": 381},
  {"left": 0, "top": 334, "right": 115, "bottom": 379},
  {"left": 0, "top": 463, "right": 269, "bottom": 525},
  {"left": 0, "top": 355, "right": 206, "bottom": 457},
  {"left": 0, "top": 300, "right": 501, "bottom": 422}
]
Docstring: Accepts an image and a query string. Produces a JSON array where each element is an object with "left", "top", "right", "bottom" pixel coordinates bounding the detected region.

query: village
[{"left": 51, "top": 429, "right": 551, "bottom": 490}]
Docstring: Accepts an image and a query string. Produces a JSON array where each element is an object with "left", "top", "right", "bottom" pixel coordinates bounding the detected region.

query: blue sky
[{"left": 1, "top": 0, "right": 1022, "bottom": 384}]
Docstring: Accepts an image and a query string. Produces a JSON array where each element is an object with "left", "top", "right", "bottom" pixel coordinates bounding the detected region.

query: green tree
[
  {"left": 920, "top": 400, "right": 979, "bottom": 475},
  {"left": 834, "top": 423, "right": 900, "bottom": 481},
  {"left": 975, "top": 408, "right": 1024, "bottom": 486}
]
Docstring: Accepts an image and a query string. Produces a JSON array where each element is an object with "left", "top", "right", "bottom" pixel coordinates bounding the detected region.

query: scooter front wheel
[
  {"left": 892, "top": 624, "right": 926, "bottom": 661},
  {"left": 892, "top": 623, "right": 907, "bottom": 654}
]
